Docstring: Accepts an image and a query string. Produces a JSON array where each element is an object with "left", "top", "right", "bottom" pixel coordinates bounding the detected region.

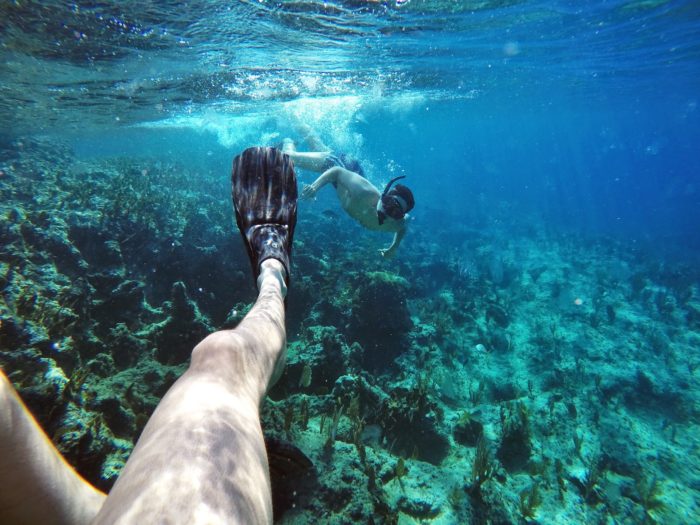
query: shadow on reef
[{"left": 349, "top": 271, "right": 413, "bottom": 371}]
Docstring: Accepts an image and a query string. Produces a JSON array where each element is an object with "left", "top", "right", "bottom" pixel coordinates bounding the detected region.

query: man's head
[{"left": 377, "top": 176, "right": 414, "bottom": 225}]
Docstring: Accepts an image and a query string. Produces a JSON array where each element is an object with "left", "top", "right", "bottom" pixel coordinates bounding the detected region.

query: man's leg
[
  {"left": 281, "top": 136, "right": 331, "bottom": 173},
  {"left": 95, "top": 147, "right": 297, "bottom": 525},
  {"left": 0, "top": 370, "right": 106, "bottom": 525},
  {"left": 92, "top": 259, "right": 287, "bottom": 525},
  {"left": 283, "top": 149, "right": 332, "bottom": 172},
  {"left": 293, "top": 121, "right": 330, "bottom": 152},
  {"left": 281, "top": 125, "right": 333, "bottom": 173}
]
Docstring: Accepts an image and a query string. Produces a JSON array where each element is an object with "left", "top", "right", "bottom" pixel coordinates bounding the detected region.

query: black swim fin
[{"left": 231, "top": 146, "right": 297, "bottom": 286}]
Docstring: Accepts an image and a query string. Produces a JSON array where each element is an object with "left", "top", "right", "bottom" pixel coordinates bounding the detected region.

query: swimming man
[{"left": 281, "top": 133, "right": 414, "bottom": 259}]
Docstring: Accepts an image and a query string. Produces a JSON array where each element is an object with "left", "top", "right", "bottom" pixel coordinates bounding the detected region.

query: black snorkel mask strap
[
  {"left": 378, "top": 175, "right": 407, "bottom": 225},
  {"left": 382, "top": 175, "right": 406, "bottom": 197}
]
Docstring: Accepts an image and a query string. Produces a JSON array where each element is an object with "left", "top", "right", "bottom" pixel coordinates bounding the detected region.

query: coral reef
[{"left": 1, "top": 139, "right": 699, "bottom": 523}]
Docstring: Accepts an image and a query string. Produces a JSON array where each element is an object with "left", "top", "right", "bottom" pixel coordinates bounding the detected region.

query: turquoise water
[
  {"left": 4, "top": 1, "right": 698, "bottom": 245},
  {"left": 2, "top": 1, "right": 700, "bottom": 523}
]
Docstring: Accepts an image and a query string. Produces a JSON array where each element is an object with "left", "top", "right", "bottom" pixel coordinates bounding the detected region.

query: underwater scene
[{"left": 1, "top": 1, "right": 700, "bottom": 524}]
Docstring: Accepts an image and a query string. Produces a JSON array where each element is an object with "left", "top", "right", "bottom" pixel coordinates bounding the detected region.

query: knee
[{"left": 191, "top": 330, "right": 239, "bottom": 363}]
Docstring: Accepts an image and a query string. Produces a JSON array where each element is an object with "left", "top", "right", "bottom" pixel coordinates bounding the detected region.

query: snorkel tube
[{"left": 382, "top": 176, "right": 406, "bottom": 197}]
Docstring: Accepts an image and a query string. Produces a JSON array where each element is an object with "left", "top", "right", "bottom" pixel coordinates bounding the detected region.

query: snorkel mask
[{"left": 377, "top": 176, "right": 414, "bottom": 225}]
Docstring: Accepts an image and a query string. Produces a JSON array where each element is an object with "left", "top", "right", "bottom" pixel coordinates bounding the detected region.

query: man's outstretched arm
[
  {"left": 0, "top": 370, "right": 106, "bottom": 525},
  {"left": 301, "top": 166, "right": 342, "bottom": 200}
]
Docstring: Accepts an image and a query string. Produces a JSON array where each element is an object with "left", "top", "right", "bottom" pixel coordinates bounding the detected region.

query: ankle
[
  {"left": 257, "top": 259, "right": 287, "bottom": 298},
  {"left": 281, "top": 138, "right": 295, "bottom": 153}
]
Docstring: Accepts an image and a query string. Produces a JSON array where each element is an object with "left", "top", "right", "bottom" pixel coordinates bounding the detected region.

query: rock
[
  {"left": 109, "top": 323, "right": 147, "bottom": 368},
  {"left": 284, "top": 326, "right": 350, "bottom": 393},
  {"left": 380, "top": 380, "right": 449, "bottom": 465},
  {"left": 154, "top": 281, "right": 211, "bottom": 364},
  {"left": 93, "top": 279, "right": 146, "bottom": 323},
  {"left": 485, "top": 302, "right": 510, "bottom": 328},
  {"left": 19, "top": 221, "right": 87, "bottom": 277},
  {"left": 97, "top": 396, "right": 134, "bottom": 439},
  {"left": 454, "top": 415, "right": 484, "bottom": 447},
  {"left": 69, "top": 224, "right": 124, "bottom": 267},
  {"left": 398, "top": 494, "right": 440, "bottom": 518},
  {"left": 350, "top": 271, "right": 413, "bottom": 371},
  {"left": 0, "top": 315, "right": 30, "bottom": 349}
]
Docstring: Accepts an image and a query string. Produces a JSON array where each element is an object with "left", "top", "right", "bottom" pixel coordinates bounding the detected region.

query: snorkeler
[
  {"left": 281, "top": 130, "right": 414, "bottom": 259},
  {"left": 0, "top": 146, "right": 298, "bottom": 524}
]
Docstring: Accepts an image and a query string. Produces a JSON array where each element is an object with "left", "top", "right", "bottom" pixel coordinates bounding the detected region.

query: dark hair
[{"left": 392, "top": 183, "right": 414, "bottom": 213}]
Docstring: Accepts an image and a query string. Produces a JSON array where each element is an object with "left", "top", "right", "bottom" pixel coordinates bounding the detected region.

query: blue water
[
  {"left": 3, "top": 2, "right": 700, "bottom": 521},
  {"left": 3, "top": 1, "right": 698, "bottom": 258}
]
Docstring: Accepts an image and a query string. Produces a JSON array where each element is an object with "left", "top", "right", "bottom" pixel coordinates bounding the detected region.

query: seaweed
[
  {"left": 468, "top": 434, "right": 496, "bottom": 494},
  {"left": 468, "top": 380, "right": 486, "bottom": 405},
  {"left": 519, "top": 481, "right": 542, "bottom": 520},
  {"left": 298, "top": 363, "right": 312, "bottom": 388},
  {"left": 299, "top": 398, "right": 310, "bottom": 431},
  {"left": 580, "top": 457, "right": 605, "bottom": 504},
  {"left": 497, "top": 400, "right": 532, "bottom": 472},
  {"left": 554, "top": 459, "right": 567, "bottom": 501},
  {"left": 635, "top": 475, "right": 665, "bottom": 524},
  {"left": 394, "top": 457, "right": 407, "bottom": 493},
  {"left": 322, "top": 401, "right": 344, "bottom": 451},
  {"left": 572, "top": 430, "right": 584, "bottom": 459}
]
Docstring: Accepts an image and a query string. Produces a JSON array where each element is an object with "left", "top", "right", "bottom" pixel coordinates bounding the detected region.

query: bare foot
[{"left": 281, "top": 138, "right": 295, "bottom": 153}]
